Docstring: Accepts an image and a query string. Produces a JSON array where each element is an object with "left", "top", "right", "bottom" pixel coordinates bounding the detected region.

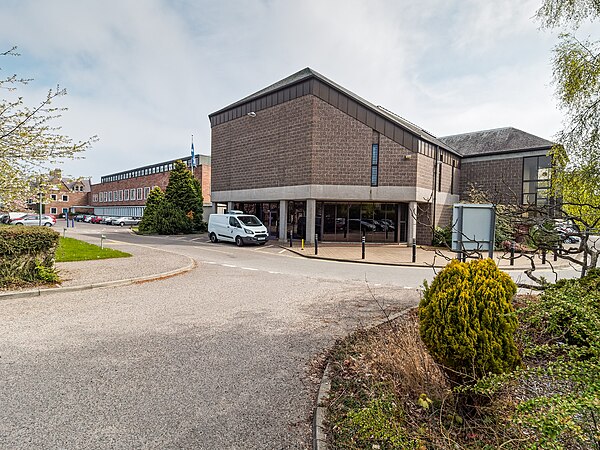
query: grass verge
[
  {"left": 325, "top": 271, "right": 600, "bottom": 449},
  {"left": 55, "top": 237, "right": 131, "bottom": 262}
]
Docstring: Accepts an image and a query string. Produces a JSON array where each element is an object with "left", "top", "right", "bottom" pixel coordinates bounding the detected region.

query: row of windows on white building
[{"left": 92, "top": 187, "right": 157, "bottom": 203}]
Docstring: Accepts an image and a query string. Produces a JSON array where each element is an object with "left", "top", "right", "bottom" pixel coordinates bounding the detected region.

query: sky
[{"left": 0, "top": 0, "right": 575, "bottom": 182}]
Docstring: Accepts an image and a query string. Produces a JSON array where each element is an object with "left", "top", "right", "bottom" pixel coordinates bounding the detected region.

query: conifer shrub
[
  {"left": 418, "top": 258, "right": 520, "bottom": 385},
  {"left": 138, "top": 186, "right": 165, "bottom": 234}
]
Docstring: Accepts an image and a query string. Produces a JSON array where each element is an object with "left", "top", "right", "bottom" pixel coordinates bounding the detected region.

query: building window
[
  {"left": 371, "top": 143, "right": 379, "bottom": 187},
  {"left": 50, "top": 194, "right": 57, "bottom": 201},
  {"left": 137, "top": 188, "right": 143, "bottom": 200},
  {"left": 437, "top": 162, "right": 442, "bottom": 191},
  {"left": 523, "top": 155, "right": 552, "bottom": 206},
  {"left": 93, "top": 194, "right": 98, "bottom": 202},
  {"left": 130, "top": 189, "right": 136, "bottom": 200},
  {"left": 124, "top": 189, "right": 129, "bottom": 201},
  {"left": 119, "top": 190, "right": 123, "bottom": 201},
  {"left": 144, "top": 187, "right": 150, "bottom": 199},
  {"left": 50, "top": 207, "right": 57, "bottom": 214},
  {"left": 62, "top": 194, "right": 69, "bottom": 202},
  {"left": 62, "top": 208, "right": 68, "bottom": 215}
]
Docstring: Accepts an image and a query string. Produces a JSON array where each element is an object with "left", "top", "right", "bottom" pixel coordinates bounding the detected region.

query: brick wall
[
  {"left": 46, "top": 191, "right": 91, "bottom": 215},
  {"left": 459, "top": 157, "right": 522, "bottom": 204},
  {"left": 211, "top": 96, "right": 313, "bottom": 192},
  {"left": 90, "top": 165, "right": 211, "bottom": 207}
]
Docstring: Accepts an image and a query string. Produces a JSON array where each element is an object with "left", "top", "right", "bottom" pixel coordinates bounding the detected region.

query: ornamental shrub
[
  {"left": 138, "top": 186, "right": 165, "bottom": 234},
  {"left": 418, "top": 258, "right": 520, "bottom": 385},
  {"left": 0, "top": 226, "right": 59, "bottom": 286}
]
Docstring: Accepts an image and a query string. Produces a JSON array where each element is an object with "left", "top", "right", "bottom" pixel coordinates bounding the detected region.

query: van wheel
[
  {"left": 235, "top": 236, "right": 243, "bottom": 247},
  {"left": 209, "top": 233, "right": 218, "bottom": 243}
]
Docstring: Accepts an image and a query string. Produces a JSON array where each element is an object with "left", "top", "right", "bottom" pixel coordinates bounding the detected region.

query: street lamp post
[{"left": 37, "top": 191, "right": 43, "bottom": 226}]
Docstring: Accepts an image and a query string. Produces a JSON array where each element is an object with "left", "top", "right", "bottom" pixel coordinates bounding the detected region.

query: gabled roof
[
  {"left": 440, "top": 127, "right": 554, "bottom": 158},
  {"left": 210, "top": 67, "right": 457, "bottom": 155},
  {"left": 63, "top": 178, "right": 91, "bottom": 192}
]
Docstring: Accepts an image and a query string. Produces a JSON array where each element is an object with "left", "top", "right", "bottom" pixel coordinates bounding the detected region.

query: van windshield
[{"left": 238, "top": 215, "right": 262, "bottom": 226}]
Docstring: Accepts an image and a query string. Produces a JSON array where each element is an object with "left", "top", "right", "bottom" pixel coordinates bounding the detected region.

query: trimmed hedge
[{"left": 0, "top": 226, "right": 60, "bottom": 286}]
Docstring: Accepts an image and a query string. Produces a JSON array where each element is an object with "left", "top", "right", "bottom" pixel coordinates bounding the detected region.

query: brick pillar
[
  {"left": 408, "top": 201, "right": 418, "bottom": 245},
  {"left": 305, "top": 199, "right": 317, "bottom": 244},
  {"left": 227, "top": 201, "right": 234, "bottom": 213},
  {"left": 278, "top": 200, "right": 288, "bottom": 242}
]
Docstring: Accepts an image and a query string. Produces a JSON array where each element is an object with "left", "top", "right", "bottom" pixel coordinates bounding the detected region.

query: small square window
[{"left": 62, "top": 195, "right": 68, "bottom": 202}]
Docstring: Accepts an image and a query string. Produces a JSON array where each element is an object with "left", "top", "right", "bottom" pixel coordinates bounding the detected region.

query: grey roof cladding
[
  {"left": 209, "top": 67, "right": 459, "bottom": 156},
  {"left": 440, "top": 127, "right": 555, "bottom": 157}
]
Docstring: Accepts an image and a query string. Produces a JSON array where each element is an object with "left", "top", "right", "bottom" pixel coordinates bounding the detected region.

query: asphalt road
[{"left": 1, "top": 226, "right": 423, "bottom": 449}]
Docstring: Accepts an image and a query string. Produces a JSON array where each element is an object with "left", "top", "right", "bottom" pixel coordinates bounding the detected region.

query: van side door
[{"left": 228, "top": 216, "right": 241, "bottom": 239}]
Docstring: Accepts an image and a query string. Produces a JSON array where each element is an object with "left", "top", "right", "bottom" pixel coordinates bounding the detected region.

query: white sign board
[{"left": 451, "top": 204, "right": 496, "bottom": 258}]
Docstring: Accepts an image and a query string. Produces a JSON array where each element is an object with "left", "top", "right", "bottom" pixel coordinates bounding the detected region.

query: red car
[{"left": 90, "top": 216, "right": 103, "bottom": 224}]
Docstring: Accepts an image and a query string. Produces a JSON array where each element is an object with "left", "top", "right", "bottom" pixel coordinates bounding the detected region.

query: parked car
[
  {"left": 10, "top": 214, "right": 56, "bottom": 227},
  {"left": 112, "top": 217, "right": 141, "bottom": 227},
  {"left": 74, "top": 214, "right": 86, "bottom": 222},
  {"left": 102, "top": 216, "right": 118, "bottom": 225},
  {"left": 90, "top": 216, "right": 103, "bottom": 224},
  {"left": 83, "top": 215, "right": 95, "bottom": 223}
]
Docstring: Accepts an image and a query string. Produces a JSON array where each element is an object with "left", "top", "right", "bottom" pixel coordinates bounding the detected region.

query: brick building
[
  {"left": 209, "top": 68, "right": 553, "bottom": 244},
  {"left": 89, "top": 155, "right": 211, "bottom": 217},
  {"left": 440, "top": 127, "right": 553, "bottom": 207},
  {"left": 27, "top": 169, "right": 92, "bottom": 217}
]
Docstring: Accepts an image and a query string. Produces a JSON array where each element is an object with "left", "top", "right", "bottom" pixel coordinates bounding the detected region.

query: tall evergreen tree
[
  {"left": 165, "top": 160, "right": 204, "bottom": 231},
  {"left": 138, "top": 186, "right": 165, "bottom": 234}
]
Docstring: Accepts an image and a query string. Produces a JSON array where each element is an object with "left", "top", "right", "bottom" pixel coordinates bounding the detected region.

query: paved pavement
[{"left": 284, "top": 241, "right": 573, "bottom": 270}]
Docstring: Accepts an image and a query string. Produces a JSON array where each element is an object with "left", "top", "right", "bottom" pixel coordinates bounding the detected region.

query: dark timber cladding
[{"left": 208, "top": 68, "right": 458, "bottom": 158}]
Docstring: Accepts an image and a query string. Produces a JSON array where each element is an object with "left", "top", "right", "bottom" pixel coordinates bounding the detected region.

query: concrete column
[
  {"left": 408, "top": 201, "right": 418, "bottom": 245},
  {"left": 305, "top": 199, "right": 317, "bottom": 244},
  {"left": 227, "top": 201, "right": 234, "bottom": 213},
  {"left": 278, "top": 200, "right": 288, "bottom": 242}
]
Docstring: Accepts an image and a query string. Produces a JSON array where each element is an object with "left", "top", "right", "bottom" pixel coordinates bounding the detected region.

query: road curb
[
  {"left": 0, "top": 246, "right": 197, "bottom": 301},
  {"left": 280, "top": 245, "right": 572, "bottom": 271},
  {"left": 281, "top": 245, "right": 445, "bottom": 268},
  {"left": 312, "top": 308, "right": 415, "bottom": 450}
]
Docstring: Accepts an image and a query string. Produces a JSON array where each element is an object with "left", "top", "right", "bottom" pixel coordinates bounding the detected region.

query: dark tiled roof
[
  {"left": 440, "top": 127, "right": 554, "bottom": 157},
  {"left": 63, "top": 178, "right": 91, "bottom": 192},
  {"left": 211, "top": 67, "right": 455, "bottom": 154}
]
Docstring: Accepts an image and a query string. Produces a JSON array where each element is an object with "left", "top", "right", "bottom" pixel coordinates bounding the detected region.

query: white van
[{"left": 208, "top": 212, "right": 269, "bottom": 246}]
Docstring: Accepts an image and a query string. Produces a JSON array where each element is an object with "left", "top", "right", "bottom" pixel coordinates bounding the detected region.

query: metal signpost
[{"left": 451, "top": 204, "right": 496, "bottom": 260}]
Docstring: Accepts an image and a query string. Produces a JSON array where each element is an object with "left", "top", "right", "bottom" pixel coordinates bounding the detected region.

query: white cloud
[{"left": 0, "top": 0, "right": 564, "bottom": 181}]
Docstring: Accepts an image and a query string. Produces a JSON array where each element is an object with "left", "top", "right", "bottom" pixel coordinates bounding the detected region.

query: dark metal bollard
[
  {"left": 412, "top": 239, "right": 417, "bottom": 263},
  {"left": 554, "top": 247, "right": 558, "bottom": 262},
  {"left": 289, "top": 230, "right": 293, "bottom": 247},
  {"left": 361, "top": 235, "right": 366, "bottom": 260},
  {"left": 314, "top": 234, "right": 318, "bottom": 255},
  {"left": 71, "top": 218, "right": 75, "bottom": 228},
  {"left": 542, "top": 249, "right": 546, "bottom": 265},
  {"left": 510, "top": 243, "right": 515, "bottom": 266}
]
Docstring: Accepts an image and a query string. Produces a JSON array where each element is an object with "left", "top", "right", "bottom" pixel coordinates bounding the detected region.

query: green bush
[
  {"left": 138, "top": 186, "right": 165, "bottom": 234},
  {"left": 419, "top": 259, "right": 520, "bottom": 384},
  {"left": 152, "top": 201, "right": 193, "bottom": 235},
  {"left": 432, "top": 226, "right": 452, "bottom": 247},
  {"left": 0, "top": 226, "right": 60, "bottom": 286}
]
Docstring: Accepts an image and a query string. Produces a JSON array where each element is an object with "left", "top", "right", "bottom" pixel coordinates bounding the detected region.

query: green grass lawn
[{"left": 55, "top": 237, "right": 132, "bottom": 262}]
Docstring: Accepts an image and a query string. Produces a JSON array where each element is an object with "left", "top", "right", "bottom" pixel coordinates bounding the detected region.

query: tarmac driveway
[{"left": 0, "top": 247, "right": 419, "bottom": 449}]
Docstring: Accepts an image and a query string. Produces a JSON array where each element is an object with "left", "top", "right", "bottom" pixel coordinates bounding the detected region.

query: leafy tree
[
  {"left": 0, "top": 47, "right": 96, "bottom": 207},
  {"left": 164, "top": 160, "right": 204, "bottom": 231},
  {"left": 138, "top": 186, "right": 165, "bottom": 234}
]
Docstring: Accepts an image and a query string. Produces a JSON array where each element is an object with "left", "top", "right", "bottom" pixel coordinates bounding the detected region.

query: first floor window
[
  {"left": 137, "top": 188, "right": 143, "bottom": 200},
  {"left": 143, "top": 187, "right": 150, "bottom": 199},
  {"left": 522, "top": 155, "right": 551, "bottom": 206},
  {"left": 50, "top": 194, "right": 57, "bottom": 201},
  {"left": 62, "top": 208, "right": 68, "bottom": 215},
  {"left": 124, "top": 189, "right": 129, "bottom": 201},
  {"left": 371, "top": 143, "right": 379, "bottom": 187},
  {"left": 62, "top": 194, "right": 69, "bottom": 202},
  {"left": 130, "top": 189, "right": 136, "bottom": 200},
  {"left": 109, "top": 191, "right": 113, "bottom": 202},
  {"left": 50, "top": 207, "right": 57, "bottom": 214},
  {"left": 119, "top": 190, "right": 124, "bottom": 201}
]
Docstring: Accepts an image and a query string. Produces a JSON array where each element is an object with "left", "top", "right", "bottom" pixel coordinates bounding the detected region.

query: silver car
[
  {"left": 112, "top": 217, "right": 140, "bottom": 227},
  {"left": 10, "top": 214, "right": 56, "bottom": 227}
]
